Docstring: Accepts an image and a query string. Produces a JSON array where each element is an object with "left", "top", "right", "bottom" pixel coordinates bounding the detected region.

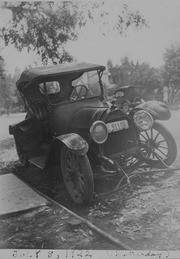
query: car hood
[
  {"left": 50, "top": 99, "right": 108, "bottom": 136},
  {"left": 68, "top": 107, "right": 108, "bottom": 130}
]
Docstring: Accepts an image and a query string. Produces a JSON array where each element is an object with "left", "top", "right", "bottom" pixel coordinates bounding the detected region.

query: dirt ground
[
  {"left": 0, "top": 137, "right": 118, "bottom": 250},
  {"left": 0, "top": 201, "right": 119, "bottom": 250},
  {"left": 0, "top": 111, "right": 180, "bottom": 250}
]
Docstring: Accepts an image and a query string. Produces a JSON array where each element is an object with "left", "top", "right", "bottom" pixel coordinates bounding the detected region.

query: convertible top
[{"left": 17, "top": 62, "right": 106, "bottom": 89}]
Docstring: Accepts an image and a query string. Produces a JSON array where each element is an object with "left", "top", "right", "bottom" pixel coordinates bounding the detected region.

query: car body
[
  {"left": 9, "top": 62, "right": 177, "bottom": 205},
  {"left": 114, "top": 85, "right": 147, "bottom": 113}
]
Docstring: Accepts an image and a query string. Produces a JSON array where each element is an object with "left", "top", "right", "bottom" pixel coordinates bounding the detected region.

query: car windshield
[
  {"left": 37, "top": 71, "right": 102, "bottom": 104},
  {"left": 70, "top": 71, "right": 101, "bottom": 100}
]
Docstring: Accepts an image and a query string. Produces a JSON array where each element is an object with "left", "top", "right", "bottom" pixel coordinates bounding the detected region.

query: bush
[{"left": 0, "top": 107, "right": 6, "bottom": 115}]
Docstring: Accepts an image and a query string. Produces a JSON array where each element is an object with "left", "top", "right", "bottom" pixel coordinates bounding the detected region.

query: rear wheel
[
  {"left": 61, "top": 146, "right": 94, "bottom": 205},
  {"left": 139, "top": 121, "right": 177, "bottom": 168}
]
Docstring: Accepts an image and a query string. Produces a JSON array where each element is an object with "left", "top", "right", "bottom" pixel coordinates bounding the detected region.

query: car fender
[
  {"left": 136, "top": 100, "right": 171, "bottom": 120},
  {"left": 45, "top": 133, "right": 89, "bottom": 169},
  {"left": 56, "top": 133, "right": 89, "bottom": 155}
]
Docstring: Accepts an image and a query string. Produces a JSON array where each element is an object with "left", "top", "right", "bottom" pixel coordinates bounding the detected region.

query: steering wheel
[{"left": 71, "top": 84, "right": 90, "bottom": 101}]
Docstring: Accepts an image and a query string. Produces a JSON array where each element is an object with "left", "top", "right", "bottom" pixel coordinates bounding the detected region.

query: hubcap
[{"left": 122, "top": 103, "right": 129, "bottom": 113}]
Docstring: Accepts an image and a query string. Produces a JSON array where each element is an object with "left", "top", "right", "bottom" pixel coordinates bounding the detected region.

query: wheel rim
[
  {"left": 122, "top": 102, "right": 129, "bottom": 113},
  {"left": 139, "top": 127, "right": 169, "bottom": 162},
  {"left": 63, "top": 150, "right": 85, "bottom": 203}
]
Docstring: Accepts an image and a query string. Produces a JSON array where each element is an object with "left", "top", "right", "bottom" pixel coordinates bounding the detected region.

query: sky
[{"left": 1, "top": 0, "right": 180, "bottom": 74}]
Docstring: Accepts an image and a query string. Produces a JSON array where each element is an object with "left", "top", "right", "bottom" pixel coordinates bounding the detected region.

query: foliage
[
  {"left": 107, "top": 57, "right": 160, "bottom": 90},
  {"left": 0, "top": 64, "right": 23, "bottom": 114},
  {"left": 0, "top": 1, "right": 147, "bottom": 114},
  {"left": 0, "top": 56, "right": 7, "bottom": 112},
  {"left": 0, "top": 55, "right": 5, "bottom": 78},
  {"left": 160, "top": 43, "right": 180, "bottom": 87},
  {"left": 1, "top": 1, "right": 147, "bottom": 64},
  {"left": 131, "top": 62, "right": 160, "bottom": 89}
]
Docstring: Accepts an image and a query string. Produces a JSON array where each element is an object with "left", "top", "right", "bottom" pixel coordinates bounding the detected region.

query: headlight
[
  {"left": 133, "top": 110, "right": 153, "bottom": 131},
  {"left": 90, "top": 121, "right": 108, "bottom": 144}
]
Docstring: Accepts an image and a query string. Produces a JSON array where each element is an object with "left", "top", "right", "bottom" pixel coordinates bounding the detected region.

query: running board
[
  {"left": 29, "top": 156, "right": 47, "bottom": 169},
  {"left": 29, "top": 142, "right": 51, "bottom": 169}
]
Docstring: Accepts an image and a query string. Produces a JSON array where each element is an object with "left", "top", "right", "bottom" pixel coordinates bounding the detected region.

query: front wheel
[
  {"left": 61, "top": 146, "right": 94, "bottom": 205},
  {"left": 138, "top": 121, "right": 177, "bottom": 168}
]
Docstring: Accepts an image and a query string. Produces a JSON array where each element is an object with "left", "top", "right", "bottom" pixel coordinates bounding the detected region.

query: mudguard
[
  {"left": 56, "top": 133, "right": 89, "bottom": 155},
  {"left": 136, "top": 101, "right": 171, "bottom": 120}
]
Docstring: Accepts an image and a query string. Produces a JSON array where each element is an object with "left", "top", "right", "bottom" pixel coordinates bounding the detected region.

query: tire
[
  {"left": 61, "top": 145, "right": 94, "bottom": 205},
  {"left": 138, "top": 121, "right": 177, "bottom": 168},
  {"left": 122, "top": 101, "right": 130, "bottom": 113}
]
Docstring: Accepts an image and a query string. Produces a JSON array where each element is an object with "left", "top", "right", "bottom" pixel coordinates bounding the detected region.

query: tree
[
  {"left": 0, "top": 55, "right": 5, "bottom": 78},
  {"left": 160, "top": 43, "right": 180, "bottom": 87},
  {"left": 5, "top": 71, "right": 24, "bottom": 112},
  {"left": 107, "top": 57, "right": 160, "bottom": 91},
  {"left": 107, "top": 57, "right": 132, "bottom": 86},
  {"left": 0, "top": 59, "right": 23, "bottom": 114},
  {"left": 131, "top": 62, "right": 160, "bottom": 89},
  {"left": 0, "top": 57, "right": 11, "bottom": 114},
  {"left": 0, "top": 56, "right": 5, "bottom": 104},
  {"left": 0, "top": 1, "right": 147, "bottom": 64}
]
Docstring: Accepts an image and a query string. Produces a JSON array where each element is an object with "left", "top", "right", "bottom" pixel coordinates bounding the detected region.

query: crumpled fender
[
  {"left": 136, "top": 101, "right": 171, "bottom": 120},
  {"left": 56, "top": 133, "right": 89, "bottom": 155}
]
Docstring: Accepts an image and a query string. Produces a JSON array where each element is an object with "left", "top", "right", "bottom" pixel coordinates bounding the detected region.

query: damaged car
[{"left": 9, "top": 62, "right": 177, "bottom": 205}]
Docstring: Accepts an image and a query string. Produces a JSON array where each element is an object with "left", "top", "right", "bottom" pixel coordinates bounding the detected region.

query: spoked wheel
[
  {"left": 138, "top": 121, "right": 177, "bottom": 168},
  {"left": 61, "top": 146, "right": 94, "bottom": 205}
]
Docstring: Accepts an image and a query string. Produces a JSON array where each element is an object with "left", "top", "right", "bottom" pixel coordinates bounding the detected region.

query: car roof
[{"left": 17, "top": 62, "right": 106, "bottom": 89}]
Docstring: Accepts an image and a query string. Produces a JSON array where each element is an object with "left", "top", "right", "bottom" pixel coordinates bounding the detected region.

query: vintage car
[
  {"left": 9, "top": 62, "right": 177, "bottom": 205},
  {"left": 114, "top": 85, "right": 147, "bottom": 113}
]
